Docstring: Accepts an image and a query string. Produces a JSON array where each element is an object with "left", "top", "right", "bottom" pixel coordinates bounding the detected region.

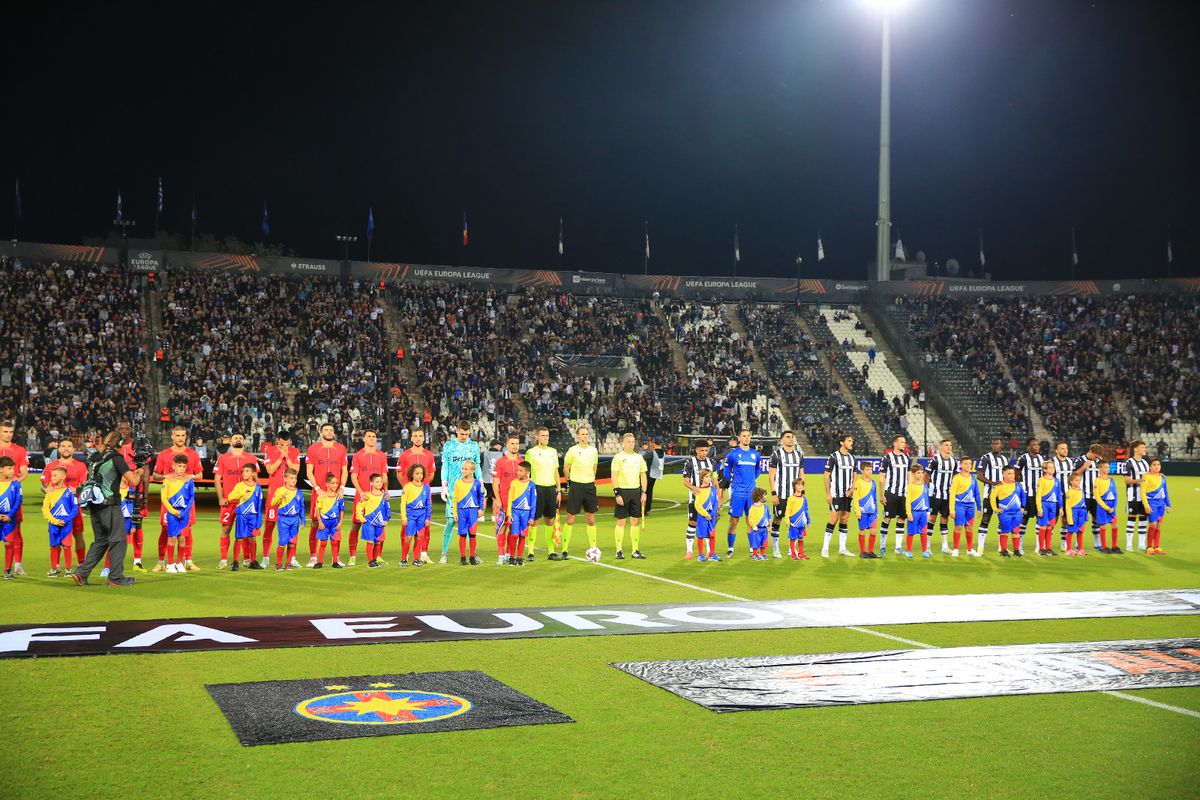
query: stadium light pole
[
  {"left": 336, "top": 234, "right": 358, "bottom": 261},
  {"left": 866, "top": 0, "right": 908, "bottom": 282}
]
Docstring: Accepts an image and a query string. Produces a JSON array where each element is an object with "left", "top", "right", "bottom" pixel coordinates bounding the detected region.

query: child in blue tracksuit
[
  {"left": 746, "top": 488, "right": 772, "bottom": 561},
  {"left": 694, "top": 470, "right": 721, "bottom": 562}
]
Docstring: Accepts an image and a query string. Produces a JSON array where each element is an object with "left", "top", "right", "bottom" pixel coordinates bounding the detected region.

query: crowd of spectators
[{"left": 0, "top": 258, "right": 146, "bottom": 447}]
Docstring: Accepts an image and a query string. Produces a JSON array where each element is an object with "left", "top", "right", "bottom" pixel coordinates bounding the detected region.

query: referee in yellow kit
[
  {"left": 611, "top": 432, "right": 648, "bottom": 560},
  {"left": 524, "top": 426, "right": 561, "bottom": 562},
  {"left": 562, "top": 424, "right": 599, "bottom": 557}
]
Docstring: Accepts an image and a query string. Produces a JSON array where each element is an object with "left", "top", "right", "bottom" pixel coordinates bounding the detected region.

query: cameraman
[{"left": 71, "top": 431, "right": 144, "bottom": 587}]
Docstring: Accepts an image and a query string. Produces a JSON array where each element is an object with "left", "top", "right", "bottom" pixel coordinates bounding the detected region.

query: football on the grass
[{"left": 585, "top": 547, "right": 602, "bottom": 562}]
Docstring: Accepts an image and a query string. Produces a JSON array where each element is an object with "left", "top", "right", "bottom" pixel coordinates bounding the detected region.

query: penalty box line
[{"left": 479, "top": 531, "right": 1200, "bottom": 720}]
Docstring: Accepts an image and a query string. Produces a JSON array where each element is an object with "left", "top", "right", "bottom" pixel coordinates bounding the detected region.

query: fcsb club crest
[{"left": 295, "top": 685, "right": 473, "bottom": 725}]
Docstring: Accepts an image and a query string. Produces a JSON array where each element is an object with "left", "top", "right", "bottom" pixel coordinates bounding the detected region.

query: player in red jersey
[
  {"left": 347, "top": 429, "right": 389, "bottom": 567},
  {"left": 260, "top": 429, "right": 300, "bottom": 567},
  {"left": 397, "top": 428, "right": 435, "bottom": 562},
  {"left": 150, "top": 425, "right": 204, "bottom": 572},
  {"left": 491, "top": 434, "right": 523, "bottom": 565},
  {"left": 0, "top": 421, "right": 30, "bottom": 575},
  {"left": 305, "top": 423, "right": 348, "bottom": 567},
  {"left": 213, "top": 433, "right": 260, "bottom": 569},
  {"left": 40, "top": 438, "right": 88, "bottom": 567}
]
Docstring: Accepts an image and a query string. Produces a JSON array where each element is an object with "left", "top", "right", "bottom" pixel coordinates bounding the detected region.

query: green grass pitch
[{"left": 2, "top": 474, "right": 1198, "bottom": 799}]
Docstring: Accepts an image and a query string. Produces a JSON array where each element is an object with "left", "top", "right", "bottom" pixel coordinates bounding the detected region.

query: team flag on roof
[
  {"left": 1071, "top": 227, "right": 1079, "bottom": 266},
  {"left": 262, "top": 201, "right": 270, "bottom": 238},
  {"left": 462, "top": 212, "right": 469, "bottom": 246},
  {"left": 367, "top": 207, "right": 375, "bottom": 242},
  {"left": 734, "top": 225, "right": 741, "bottom": 263},
  {"left": 644, "top": 221, "right": 650, "bottom": 260},
  {"left": 979, "top": 228, "right": 986, "bottom": 266},
  {"left": 157, "top": 177, "right": 164, "bottom": 214},
  {"left": 558, "top": 218, "right": 564, "bottom": 255},
  {"left": 14, "top": 178, "right": 20, "bottom": 219},
  {"left": 894, "top": 238, "right": 906, "bottom": 262},
  {"left": 116, "top": 190, "right": 123, "bottom": 224},
  {"left": 817, "top": 235, "right": 825, "bottom": 262}
]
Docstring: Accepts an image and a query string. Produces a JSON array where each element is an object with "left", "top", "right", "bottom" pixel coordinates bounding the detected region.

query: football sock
[
  {"left": 401, "top": 537, "right": 412, "bottom": 561},
  {"left": 631, "top": 523, "right": 641, "bottom": 552},
  {"left": 614, "top": 523, "right": 624, "bottom": 552},
  {"left": 375, "top": 537, "right": 384, "bottom": 557},
  {"left": 349, "top": 525, "right": 359, "bottom": 557},
  {"left": 1138, "top": 520, "right": 1148, "bottom": 550},
  {"left": 527, "top": 522, "right": 538, "bottom": 554},
  {"left": 977, "top": 530, "right": 987, "bottom": 553},
  {"left": 459, "top": 535, "right": 468, "bottom": 557},
  {"left": 287, "top": 543, "right": 296, "bottom": 563},
  {"left": 920, "top": 533, "right": 929, "bottom": 552},
  {"left": 276, "top": 546, "right": 285, "bottom": 567},
  {"left": 308, "top": 527, "right": 318, "bottom": 558},
  {"left": 158, "top": 528, "right": 168, "bottom": 560},
  {"left": 867, "top": 533, "right": 876, "bottom": 552},
  {"left": 166, "top": 542, "right": 175, "bottom": 563},
  {"left": 132, "top": 528, "right": 143, "bottom": 560},
  {"left": 469, "top": 535, "right": 477, "bottom": 557},
  {"left": 262, "top": 528, "right": 273, "bottom": 558},
  {"left": 905, "top": 534, "right": 914, "bottom": 551},
  {"left": 771, "top": 531, "right": 780, "bottom": 552},
  {"left": 999, "top": 534, "right": 1009, "bottom": 551},
  {"left": 939, "top": 521, "right": 949, "bottom": 541},
  {"left": 506, "top": 533, "right": 519, "bottom": 555},
  {"left": 249, "top": 539, "right": 258, "bottom": 561},
  {"left": 838, "top": 523, "right": 848, "bottom": 551},
  {"left": 966, "top": 526, "right": 975, "bottom": 551},
  {"left": 858, "top": 533, "right": 866, "bottom": 552},
  {"left": 75, "top": 538, "right": 86, "bottom": 564},
  {"left": 366, "top": 542, "right": 376, "bottom": 561},
  {"left": 3, "top": 542, "right": 12, "bottom": 569},
  {"left": 823, "top": 523, "right": 834, "bottom": 552},
  {"left": 542, "top": 523, "right": 556, "bottom": 554},
  {"left": 441, "top": 520, "right": 455, "bottom": 555},
  {"left": 587, "top": 524, "right": 597, "bottom": 548},
  {"left": 50, "top": 546, "right": 60, "bottom": 570},
  {"left": 219, "top": 535, "right": 230, "bottom": 561},
  {"left": 686, "top": 526, "right": 696, "bottom": 553},
  {"left": 64, "top": 544, "right": 73, "bottom": 569},
  {"left": 953, "top": 529, "right": 961, "bottom": 550},
  {"left": 1092, "top": 525, "right": 1102, "bottom": 549},
  {"left": 185, "top": 530, "right": 194, "bottom": 561},
  {"left": 562, "top": 523, "right": 573, "bottom": 551},
  {"left": 727, "top": 532, "right": 736, "bottom": 550},
  {"left": 798, "top": 539, "right": 806, "bottom": 557},
  {"left": 1125, "top": 519, "right": 1135, "bottom": 551},
  {"left": 318, "top": 540, "right": 327, "bottom": 563},
  {"left": 333, "top": 539, "right": 342, "bottom": 562}
]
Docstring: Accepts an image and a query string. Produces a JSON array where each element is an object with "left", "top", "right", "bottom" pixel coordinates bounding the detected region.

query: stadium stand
[{"left": 0, "top": 257, "right": 147, "bottom": 444}]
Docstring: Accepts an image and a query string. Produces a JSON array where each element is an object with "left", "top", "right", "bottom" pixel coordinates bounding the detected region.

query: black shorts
[
  {"left": 883, "top": 491, "right": 907, "bottom": 520},
  {"left": 771, "top": 498, "right": 787, "bottom": 531},
  {"left": 1085, "top": 498, "right": 1097, "bottom": 520},
  {"left": 534, "top": 485, "right": 560, "bottom": 519},
  {"left": 566, "top": 481, "right": 598, "bottom": 515},
  {"left": 614, "top": 488, "right": 643, "bottom": 519},
  {"left": 1127, "top": 499, "right": 1148, "bottom": 518},
  {"left": 929, "top": 497, "right": 950, "bottom": 517},
  {"left": 1023, "top": 495, "right": 1039, "bottom": 520},
  {"left": 687, "top": 496, "right": 698, "bottom": 525},
  {"left": 830, "top": 496, "right": 851, "bottom": 513}
]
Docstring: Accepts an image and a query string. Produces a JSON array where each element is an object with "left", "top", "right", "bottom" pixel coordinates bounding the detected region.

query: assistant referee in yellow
[
  {"left": 562, "top": 424, "right": 599, "bottom": 557},
  {"left": 611, "top": 432, "right": 649, "bottom": 560},
  {"left": 524, "top": 426, "right": 561, "bottom": 562}
]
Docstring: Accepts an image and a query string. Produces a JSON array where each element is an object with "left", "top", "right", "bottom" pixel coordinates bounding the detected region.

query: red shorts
[
  {"left": 265, "top": 505, "right": 278, "bottom": 523},
  {"left": 219, "top": 505, "right": 235, "bottom": 527}
]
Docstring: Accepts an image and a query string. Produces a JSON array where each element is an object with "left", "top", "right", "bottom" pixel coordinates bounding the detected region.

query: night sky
[{"left": 5, "top": 0, "right": 1194, "bottom": 280}]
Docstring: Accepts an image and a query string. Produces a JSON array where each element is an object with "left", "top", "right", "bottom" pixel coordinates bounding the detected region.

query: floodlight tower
[{"left": 868, "top": 0, "right": 907, "bottom": 282}]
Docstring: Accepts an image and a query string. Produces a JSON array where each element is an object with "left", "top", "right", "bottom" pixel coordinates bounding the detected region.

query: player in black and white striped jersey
[
  {"left": 767, "top": 431, "right": 804, "bottom": 559},
  {"left": 975, "top": 438, "right": 1011, "bottom": 554},
  {"left": 1072, "top": 443, "right": 1105, "bottom": 551},
  {"left": 927, "top": 439, "right": 957, "bottom": 553},
  {"left": 1051, "top": 441, "right": 1075, "bottom": 549},
  {"left": 822, "top": 434, "right": 857, "bottom": 558},
  {"left": 1124, "top": 440, "right": 1151, "bottom": 551},
  {"left": 681, "top": 440, "right": 719, "bottom": 560},
  {"left": 880, "top": 435, "right": 910, "bottom": 556},
  {"left": 1014, "top": 438, "right": 1045, "bottom": 550}
]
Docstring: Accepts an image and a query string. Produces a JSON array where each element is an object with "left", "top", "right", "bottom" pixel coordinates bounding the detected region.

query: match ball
[{"left": 585, "top": 547, "right": 602, "bottom": 563}]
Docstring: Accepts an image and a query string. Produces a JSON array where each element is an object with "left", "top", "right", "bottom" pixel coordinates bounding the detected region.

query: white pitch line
[
  {"left": 845, "top": 626, "right": 936, "bottom": 648},
  {"left": 1100, "top": 691, "right": 1200, "bottom": 718}
]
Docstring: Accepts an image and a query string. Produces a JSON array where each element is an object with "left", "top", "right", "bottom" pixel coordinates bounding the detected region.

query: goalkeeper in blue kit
[
  {"left": 439, "top": 423, "right": 482, "bottom": 565},
  {"left": 722, "top": 429, "right": 763, "bottom": 558}
]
